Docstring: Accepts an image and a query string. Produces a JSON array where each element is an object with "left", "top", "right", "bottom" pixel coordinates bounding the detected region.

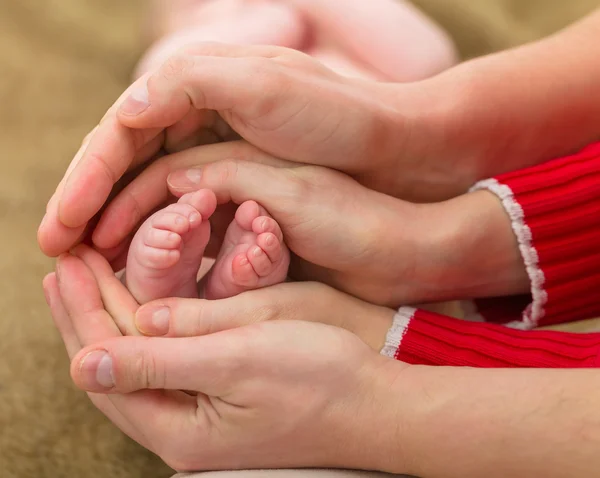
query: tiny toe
[
  {"left": 252, "top": 216, "right": 284, "bottom": 243},
  {"left": 151, "top": 211, "right": 192, "bottom": 235},
  {"left": 138, "top": 246, "right": 180, "bottom": 270},
  {"left": 234, "top": 201, "right": 262, "bottom": 231},
  {"left": 144, "top": 228, "right": 182, "bottom": 250},
  {"left": 178, "top": 189, "right": 217, "bottom": 219},
  {"left": 256, "top": 232, "right": 282, "bottom": 263},
  {"left": 231, "top": 253, "right": 259, "bottom": 286},
  {"left": 247, "top": 245, "right": 274, "bottom": 277},
  {"left": 165, "top": 203, "right": 202, "bottom": 223}
]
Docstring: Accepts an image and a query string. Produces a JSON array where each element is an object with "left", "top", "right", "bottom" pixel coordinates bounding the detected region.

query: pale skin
[
  {"left": 140, "top": 0, "right": 457, "bottom": 81},
  {"left": 45, "top": 246, "right": 600, "bottom": 478},
  {"left": 125, "top": 147, "right": 528, "bottom": 308},
  {"left": 126, "top": 188, "right": 290, "bottom": 303},
  {"left": 38, "top": 9, "right": 600, "bottom": 257},
  {"left": 38, "top": 6, "right": 600, "bottom": 476}
]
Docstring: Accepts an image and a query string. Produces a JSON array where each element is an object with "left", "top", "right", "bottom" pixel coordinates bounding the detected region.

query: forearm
[
  {"left": 382, "top": 307, "right": 600, "bottom": 367},
  {"left": 416, "top": 189, "right": 529, "bottom": 302},
  {"left": 396, "top": 9, "right": 600, "bottom": 196},
  {"left": 383, "top": 364, "right": 600, "bottom": 478},
  {"left": 411, "top": 142, "right": 600, "bottom": 328}
]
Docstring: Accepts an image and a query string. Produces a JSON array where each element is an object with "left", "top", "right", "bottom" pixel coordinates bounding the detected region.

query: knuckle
[
  {"left": 203, "top": 158, "right": 240, "bottom": 187},
  {"left": 241, "top": 58, "right": 291, "bottom": 116},
  {"left": 184, "top": 302, "right": 213, "bottom": 335},
  {"left": 160, "top": 54, "right": 196, "bottom": 81},
  {"left": 251, "top": 302, "right": 282, "bottom": 323},
  {"left": 126, "top": 343, "right": 165, "bottom": 390}
]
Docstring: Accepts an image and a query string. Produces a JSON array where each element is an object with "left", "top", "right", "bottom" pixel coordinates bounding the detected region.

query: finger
[
  {"left": 135, "top": 283, "right": 313, "bottom": 337},
  {"left": 57, "top": 73, "right": 165, "bottom": 230},
  {"left": 53, "top": 256, "right": 180, "bottom": 450},
  {"left": 70, "top": 346, "right": 203, "bottom": 453},
  {"left": 59, "top": 114, "right": 163, "bottom": 228},
  {"left": 56, "top": 253, "right": 124, "bottom": 345},
  {"left": 70, "top": 245, "right": 140, "bottom": 336},
  {"left": 44, "top": 272, "right": 82, "bottom": 359},
  {"left": 70, "top": 331, "right": 260, "bottom": 395},
  {"left": 38, "top": 201, "right": 87, "bottom": 257},
  {"left": 167, "top": 159, "right": 302, "bottom": 215},
  {"left": 117, "top": 46, "right": 294, "bottom": 129},
  {"left": 46, "top": 272, "right": 154, "bottom": 450},
  {"left": 93, "top": 141, "right": 292, "bottom": 249},
  {"left": 39, "top": 129, "right": 95, "bottom": 255}
]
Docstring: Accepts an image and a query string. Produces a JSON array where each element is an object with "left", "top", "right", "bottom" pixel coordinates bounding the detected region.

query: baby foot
[
  {"left": 125, "top": 190, "right": 217, "bottom": 304},
  {"left": 203, "top": 200, "right": 290, "bottom": 300}
]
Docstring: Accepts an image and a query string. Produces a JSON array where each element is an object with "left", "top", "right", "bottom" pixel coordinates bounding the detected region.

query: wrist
[
  {"left": 412, "top": 190, "right": 529, "bottom": 302},
  {"left": 351, "top": 354, "right": 418, "bottom": 475},
  {"left": 374, "top": 78, "right": 481, "bottom": 202}
]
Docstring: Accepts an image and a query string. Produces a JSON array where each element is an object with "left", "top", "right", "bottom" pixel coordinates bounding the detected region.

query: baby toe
[
  {"left": 252, "top": 216, "right": 284, "bottom": 243},
  {"left": 231, "top": 252, "right": 259, "bottom": 287},
  {"left": 151, "top": 211, "right": 191, "bottom": 235},
  {"left": 137, "top": 246, "right": 181, "bottom": 270},
  {"left": 234, "top": 200, "right": 262, "bottom": 231},
  {"left": 144, "top": 227, "right": 182, "bottom": 250},
  {"left": 178, "top": 189, "right": 217, "bottom": 219},
  {"left": 247, "top": 245, "right": 274, "bottom": 277},
  {"left": 256, "top": 232, "right": 282, "bottom": 263}
]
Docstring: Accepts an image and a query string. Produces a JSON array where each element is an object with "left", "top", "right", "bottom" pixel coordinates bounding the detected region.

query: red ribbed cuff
[
  {"left": 470, "top": 141, "right": 600, "bottom": 329},
  {"left": 381, "top": 308, "right": 600, "bottom": 368}
]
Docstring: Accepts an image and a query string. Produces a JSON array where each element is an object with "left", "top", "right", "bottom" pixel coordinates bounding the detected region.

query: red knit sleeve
[
  {"left": 468, "top": 141, "right": 600, "bottom": 329},
  {"left": 381, "top": 307, "right": 600, "bottom": 368}
]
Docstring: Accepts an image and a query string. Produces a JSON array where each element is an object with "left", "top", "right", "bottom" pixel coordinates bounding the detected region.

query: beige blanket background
[{"left": 1, "top": 1, "right": 598, "bottom": 477}]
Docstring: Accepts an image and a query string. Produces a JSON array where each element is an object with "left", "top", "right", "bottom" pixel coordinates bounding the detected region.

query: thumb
[
  {"left": 70, "top": 333, "right": 252, "bottom": 395},
  {"left": 134, "top": 283, "right": 315, "bottom": 337},
  {"left": 167, "top": 159, "right": 306, "bottom": 216},
  {"left": 117, "top": 44, "right": 289, "bottom": 129}
]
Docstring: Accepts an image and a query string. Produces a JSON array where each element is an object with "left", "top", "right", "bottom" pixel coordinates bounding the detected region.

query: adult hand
[
  {"left": 44, "top": 246, "right": 407, "bottom": 473},
  {"left": 95, "top": 142, "right": 529, "bottom": 305},
  {"left": 39, "top": 42, "right": 466, "bottom": 258},
  {"left": 45, "top": 247, "right": 600, "bottom": 478},
  {"left": 91, "top": 147, "right": 438, "bottom": 306}
]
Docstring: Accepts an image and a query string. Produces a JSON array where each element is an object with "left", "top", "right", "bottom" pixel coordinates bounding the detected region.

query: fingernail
[
  {"left": 120, "top": 79, "right": 150, "bottom": 116},
  {"left": 136, "top": 306, "right": 171, "bottom": 336},
  {"left": 168, "top": 169, "right": 203, "bottom": 189},
  {"left": 80, "top": 351, "right": 114, "bottom": 389}
]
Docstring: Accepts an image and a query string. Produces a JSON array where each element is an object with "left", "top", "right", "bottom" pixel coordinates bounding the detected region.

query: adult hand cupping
[
  {"left": 44, "top": 246, "right": 404, "bottom": 473},
  {"left": 93, "top": 145, "right": 447, "bottom": 307},
  {"left": 68, "top": 138, "right": 527, "bottom": 306},
  {"left": 38, "top": 42, "right": 459, "bottom": 258}
]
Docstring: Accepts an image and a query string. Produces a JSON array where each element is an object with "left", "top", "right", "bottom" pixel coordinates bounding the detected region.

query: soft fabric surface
[{"left": 1, "top": 1, "right": 598, "bottom": 476}]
